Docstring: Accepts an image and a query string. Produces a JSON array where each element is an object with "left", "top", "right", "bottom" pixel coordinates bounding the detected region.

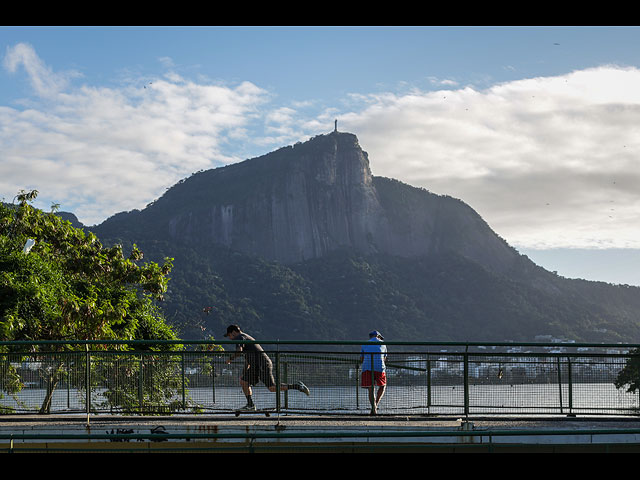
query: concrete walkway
[{"left": 2, "top": 414, "right": 640, "bottom": 452}]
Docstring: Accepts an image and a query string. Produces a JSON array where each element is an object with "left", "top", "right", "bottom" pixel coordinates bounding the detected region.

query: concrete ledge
[{"left": 1, "top": 414, "right": 640, "bottom": 453}]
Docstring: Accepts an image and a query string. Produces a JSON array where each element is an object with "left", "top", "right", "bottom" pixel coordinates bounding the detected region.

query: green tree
[
  {"left": 615, "top": 348, "right": 640, "bottom": 395},
  {"left": 0, "top": 190, "right": 178, "bottom": 413}
]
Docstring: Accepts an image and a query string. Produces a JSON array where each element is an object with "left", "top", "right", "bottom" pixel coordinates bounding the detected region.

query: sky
[{"left": 3, "top": 26, "right": 640, "bottom": 285}]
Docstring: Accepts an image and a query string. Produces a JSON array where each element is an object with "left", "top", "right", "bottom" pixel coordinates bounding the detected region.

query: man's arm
[{"left": 226, "top": 345, "right": 243, "bottom": 364}]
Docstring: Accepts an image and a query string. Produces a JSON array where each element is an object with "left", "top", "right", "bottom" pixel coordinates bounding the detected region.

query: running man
[{"left": 224, "top": 324, "right": 310, "bottom": 411}]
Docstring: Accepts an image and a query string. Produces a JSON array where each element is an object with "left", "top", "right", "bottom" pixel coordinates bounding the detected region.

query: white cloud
[
  {"left": 427, "top": 76, "right": 458, "bottom": 87},
  {"left": 1, "top": 43, "right": 270, "bottom": 225},
  {"left": 334, "top": 66, "right": 640, "bottom": 250},
  {"left": 3, "top": 43, "right": 79, "bottom": 98},
  {"left": 158, "top": 56, "right": 175, "bottom": 69}
]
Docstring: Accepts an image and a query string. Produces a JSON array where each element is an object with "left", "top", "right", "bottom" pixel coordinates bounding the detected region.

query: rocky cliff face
[
  {"left": 117, "top": 131, "right": 520, "bottom": 275},
  {"left": 195, "top": 132, "right": 384, "bottom": 264}
]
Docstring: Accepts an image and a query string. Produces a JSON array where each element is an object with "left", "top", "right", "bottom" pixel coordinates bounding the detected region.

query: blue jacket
[{"left": 360, "top": 338, "right": 387, "bottom": 372}]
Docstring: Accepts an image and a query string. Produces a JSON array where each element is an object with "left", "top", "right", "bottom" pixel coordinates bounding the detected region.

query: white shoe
[{"left": 296, "top": 381, "right": 310, "bottom": 396}]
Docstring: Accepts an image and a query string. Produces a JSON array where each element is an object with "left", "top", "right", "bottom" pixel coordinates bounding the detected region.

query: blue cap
[{"left": 369, "top": 330, "right": 384, "bottom": 339}]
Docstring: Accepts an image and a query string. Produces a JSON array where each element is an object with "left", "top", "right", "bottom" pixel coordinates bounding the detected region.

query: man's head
[
  {"left": 224, "top": 324, "right": 241, "bottom": 338},
  {"left": 369, "top": 330, "right": 384, "bottom": 340}
]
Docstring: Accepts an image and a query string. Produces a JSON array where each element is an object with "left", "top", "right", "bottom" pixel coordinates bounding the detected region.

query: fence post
[
  {"left": 275, "top": 346, "right": 281, "bottom": 414},
  {"left": 67, "top": 361, "right": 70, "bottom": 409},
  {"left": 139, "top": 354, "right": 144, "bottom": 413},
  {"left": 464, "top": 345, "right": 469, "bottom": 418},
  {"left": 370, "top": 353, "right": 375, "bottom": 392},
  {"left": 181, "top": 352, "right": 186, "bottom": 409},
  {"left": 211, "top": 358, "right": 216, "bottom": 404},
  {"left": 426, "top": 357, "right": 432, "bottom": 411},
  {"left": 283, "top": 360, "right": 289, "bottom": 410},
  {"left": 557, "top": 356, "right": 564, "bottom": 414},
  {"left": 85, "top": 344, "right": 91, "bottom": 423},
  {"left": 356, "top": 364, "right": 360, "bottom": 409},
  {"left": 567, "top": 356, "right": 574, "bottom": 417}
]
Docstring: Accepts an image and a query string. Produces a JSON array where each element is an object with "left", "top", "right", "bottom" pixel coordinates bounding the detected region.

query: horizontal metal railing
[
  {"left": 3, "top": 427, "right": 640, "bottom": 453},
  {"left": 1, "top": 340, "right": 639, "bottom": 417}
]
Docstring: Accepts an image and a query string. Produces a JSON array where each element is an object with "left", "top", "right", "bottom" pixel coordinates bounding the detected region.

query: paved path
[
  {"left": 2, "top": 413, "right": 640, "bottom": 430},
  {"left": 2, "top": 414, "right": 640, "bottom": 452}
]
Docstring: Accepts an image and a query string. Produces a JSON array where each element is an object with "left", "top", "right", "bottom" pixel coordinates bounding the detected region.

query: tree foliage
[
  {"left": 0, "top": 191, "right": 179, "bottom": 413},
  {"left": 0, "top": 190, "right": 175, "bottom": 343},
  {"left": 615, "top": 348, "right": 640, "bottom": 394}
]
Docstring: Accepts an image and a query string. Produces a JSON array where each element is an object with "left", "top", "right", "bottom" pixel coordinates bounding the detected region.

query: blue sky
[{"left": 3, "top": 26, "right": 640, "bottom": 285}]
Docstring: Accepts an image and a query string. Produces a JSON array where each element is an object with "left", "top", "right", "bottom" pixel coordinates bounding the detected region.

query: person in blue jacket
[{"left": 360, "top": 330, "right": 387, "bottom": 415}]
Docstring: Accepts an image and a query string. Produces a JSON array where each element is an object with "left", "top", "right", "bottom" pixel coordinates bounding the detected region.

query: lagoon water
[{"left": 3, "top": 383, "right": 638, "bottom": 416}]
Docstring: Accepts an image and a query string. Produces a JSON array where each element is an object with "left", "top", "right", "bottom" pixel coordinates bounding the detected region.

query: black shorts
[{"left": 241, "top": 359, "right": 275, "bottom": 388}]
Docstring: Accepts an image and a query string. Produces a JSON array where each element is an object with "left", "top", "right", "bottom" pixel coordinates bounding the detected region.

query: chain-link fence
[{"left": 1, "top": 340, "right": 639, "bottom": 416}]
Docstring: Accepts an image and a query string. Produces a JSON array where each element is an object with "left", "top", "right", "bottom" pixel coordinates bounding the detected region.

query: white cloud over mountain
[
  {"left": 339, "top": 66, "right": 640, "bottom": 250},
  {"left": 3, "top": 42, "right": 640, "bottom": 253}
]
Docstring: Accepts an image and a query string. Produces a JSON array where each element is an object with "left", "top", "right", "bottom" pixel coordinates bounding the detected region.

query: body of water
[{"left": 2, "top": 383, "right": 638, "bottom": 416}]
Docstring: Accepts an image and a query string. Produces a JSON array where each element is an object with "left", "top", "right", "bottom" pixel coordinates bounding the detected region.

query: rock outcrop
[{"left": 115, "top": 131, "right": 520, "bottom": 274}]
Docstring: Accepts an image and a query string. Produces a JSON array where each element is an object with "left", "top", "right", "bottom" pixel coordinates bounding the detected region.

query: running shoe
[{"left": 296, "top": 381, "right": 310, "bottom": 396}]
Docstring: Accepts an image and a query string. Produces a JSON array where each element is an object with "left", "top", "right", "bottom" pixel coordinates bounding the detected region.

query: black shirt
[{"left": 235, "top": 332, "right": 272, "bottom": 367}]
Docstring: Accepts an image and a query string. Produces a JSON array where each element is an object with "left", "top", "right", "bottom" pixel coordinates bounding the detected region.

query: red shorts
[{"left": 361, "top": 371, "right": 386, "bottom": 387}]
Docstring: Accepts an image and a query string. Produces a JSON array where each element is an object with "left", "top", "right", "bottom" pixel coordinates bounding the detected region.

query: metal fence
[{"left": 1, "top": 340, "right": 639, "bottom": 416}]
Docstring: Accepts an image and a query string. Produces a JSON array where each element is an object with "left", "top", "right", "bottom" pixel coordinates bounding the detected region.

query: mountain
[
  {"left": 56, "top": 211, "right": 84, "bottom": 229},
  {"left": 90, "top": 131, "right": 640, "bottom": 343}
]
